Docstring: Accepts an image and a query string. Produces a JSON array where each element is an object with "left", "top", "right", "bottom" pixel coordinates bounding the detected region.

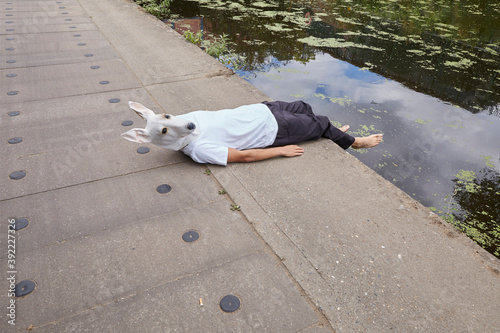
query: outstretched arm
[{"left": 227, "top": 145, "right": 304, "bottom": 163}]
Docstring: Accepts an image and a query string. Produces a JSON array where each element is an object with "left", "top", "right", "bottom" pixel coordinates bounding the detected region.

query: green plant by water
[
  {"left": 183, "top": 30, "right": 245, "bottom": 70},
  {"left": 134, "top": 0, "right": 172, "bottom": 19}
]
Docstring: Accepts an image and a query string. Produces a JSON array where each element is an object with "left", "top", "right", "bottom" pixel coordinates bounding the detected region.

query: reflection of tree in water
[{"left": 445, "top": 168, "right": 500, "bottom": 258}]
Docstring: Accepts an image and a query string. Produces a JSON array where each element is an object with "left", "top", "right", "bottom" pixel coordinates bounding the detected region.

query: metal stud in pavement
[
  {"left": 11, "top": 218, "right": 29, "bottom": 231},
  {"left": 15, "top": 280, "right": 36, "bottom": 298},
  {"left": 182, "top": 230, "right": 200, "bottom": 243},
  {"left": 137, "top": 147, "right": 150, "bottom": 154},
  {"left": 10, "top": 171, "right": 26, "bottom": 180},
  {"left": 8, "top": 137, "right": 22, "bottom": 144},
  {"left": 121, "top": 120, "right": 133, "bottom": 126},
  {"left": 109, "top": 98, "right": 120, "bottom": 103},
  {"left": 220, "top": 295, "right": 241, "bottom": 313},
  {"left": 100, "top": 80, "right": 110, "bottom": 85},
  {"left": 91, "top": 65, "right": 100, "bottom": 69},
  {"left": 7, "top": 91, "right": 19, "bottom": 96},
  {"left": 6, "top": 74, "right": 17, "bottom": 78},
  {"left": 8, "top": 111, "right": 20, "bottom": 117},
  {"left": 156, "top": 184, "right": 172, "bottom": 194}
]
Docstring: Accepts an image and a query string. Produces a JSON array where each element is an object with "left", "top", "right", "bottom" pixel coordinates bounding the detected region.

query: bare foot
[
  {"left": 351, "top": 134, "right": 383, "bottom": 149},
  {"left": 339, "top": 125, "right": 350, "bottom": 132}
]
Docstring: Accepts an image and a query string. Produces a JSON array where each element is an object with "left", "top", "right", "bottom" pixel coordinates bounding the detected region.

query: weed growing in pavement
[{"left": 230, "top": 204, "right": 241, "bottom": 211}]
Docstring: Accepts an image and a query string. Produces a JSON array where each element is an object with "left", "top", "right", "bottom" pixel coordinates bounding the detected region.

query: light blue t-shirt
[{"left": 178, "top": 103, "right": 278, "bottom": 166}]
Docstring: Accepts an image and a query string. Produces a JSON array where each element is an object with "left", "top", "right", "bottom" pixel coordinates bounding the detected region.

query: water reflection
[
  {"left": 242, "top": 54, "right": 500, "bottom": 205},
  {"left": 166, "top": 0, "right": 500, "bottom": 257},
  {"left": 169, "top": 0, "right": 500, "bottom": 113}
]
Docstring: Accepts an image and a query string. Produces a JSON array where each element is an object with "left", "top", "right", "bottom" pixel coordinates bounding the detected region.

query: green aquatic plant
[
  {"left": 481, "top": 155, "right": 495, "bottom": 168},
  {"left": 440, "top": 168, "right": 500, "bottom": 258}
]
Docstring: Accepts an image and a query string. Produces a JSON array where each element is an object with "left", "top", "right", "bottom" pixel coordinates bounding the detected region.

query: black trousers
[{"left": 262, "top": 100, "right": 355, "bottom": 150}]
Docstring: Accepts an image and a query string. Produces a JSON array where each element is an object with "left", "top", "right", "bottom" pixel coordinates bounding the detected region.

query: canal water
[{"left": 165, "top": 0, "right": 500, "bottom": 258}]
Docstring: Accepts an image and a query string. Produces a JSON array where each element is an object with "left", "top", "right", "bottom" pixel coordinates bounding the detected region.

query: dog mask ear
[
  {"left": 129, "top": 101, "right": 156, "bottom": 120},
  {"left": 121, "top": 128, "right": 152, "bottom": 143}
]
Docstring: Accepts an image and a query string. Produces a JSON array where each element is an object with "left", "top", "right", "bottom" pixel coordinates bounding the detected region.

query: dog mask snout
[{"left": 187, "top": 122, "right": 196, "bottom": 130}]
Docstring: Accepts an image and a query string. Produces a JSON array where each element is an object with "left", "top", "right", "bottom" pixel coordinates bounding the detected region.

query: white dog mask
[{"left": 121, "top": 102, "right": 199, "bottom": 151}]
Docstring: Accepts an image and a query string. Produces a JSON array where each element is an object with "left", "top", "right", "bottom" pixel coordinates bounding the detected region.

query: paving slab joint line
[
  {"left": 78, "top": 0, "right": 234, "bottom": 90},
  {"left": 72, "top": 0, "right": 156, "bottom": 92},
  {"left": 27, "top": 248, "right": 267, "bottom": 330},
  {"left": 209, "top": 165, "right": 317, "bottom": 269},
  {"left": 143, "top": 67, "right": 235, "bottom": 88},
  {"left": 0, "top": 162, "right": 188, "bottom": 204},
  {"left": 205, "top": 166, "right": 336, "bottom": 332},
  {"left": 296, "top": 322, "right": 332, "bottom": 333},
  {"left": 0, "top": 197, "right": 227, "bottom": 261}
]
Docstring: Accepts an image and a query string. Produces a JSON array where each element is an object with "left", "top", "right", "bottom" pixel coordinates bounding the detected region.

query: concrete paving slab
[
  {"left": 0, "top": 138, "right": 188, "bottom": 198},
  {"left": 1, "top": 199, "right": 271, "bottom": 328},
  {"left": 0, "top": 0, "right": 79, "bottom": 5},
  {"left": 299, "top": 326, "right": 334, "bottom": 333},
  {"left": 0, "top": 12, "right": 92, "bottom": 25},
  {"left": 77, "top": 0, "right": 230, "bottom": 85},
  {"left": 0, "top": 17, "right": 93, "bottom": 30},
  {"left": 30, "top": 252, "right": 318, "bottom": 333},
  {"left": 149, "top": 75, "right": 272, "bottom": 115},
  {"left": 0, "top": 0, "right": 328, "bottom": 332},
  {"left": 1, "top": 89, "right": 152, "bottom": 156},
  {"left": 0, "top": 163, "right": 219, "bottom": 253},
  {"left": 1, "top": 31, "right": 115, "bottom": 69},
  {"left": 0, "top": 2, "right": 83, "bottom": 14},
  {"left": 1, "top": 22, "right": 97, "bottom": 35},
  {"left": 212, "top": 139, "right": 500, "bottom": 332},
  {"left": 1, "top": 59, "right": 139, "bottom": 104},
  {"left": 1, "top": 93, "right": 190, "bottom": 200}
]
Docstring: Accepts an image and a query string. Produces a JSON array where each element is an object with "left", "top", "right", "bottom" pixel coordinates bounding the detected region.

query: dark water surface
[{"left": 166, "top": 0, "right": 500, "bottom": 258}]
